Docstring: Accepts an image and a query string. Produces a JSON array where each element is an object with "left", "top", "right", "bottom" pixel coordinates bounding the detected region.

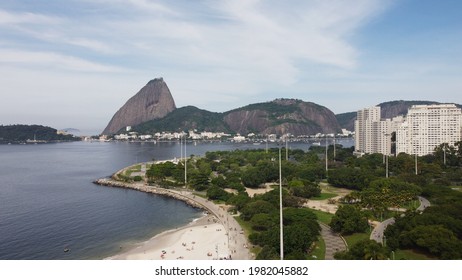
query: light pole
[
  {"left": 325, "top": 135, "right": 328, "bottom": 177},
  {"left": 333, "top": 134, "right": 336, "bottom": 162},
  {"left": 279, "top": 143, "right": 284, "bottom": 260},
  {"left": 443, "top": 143, "right": 447, "bottom": 166},
  {"left": 383, "top": 133, "right": 390, "bottom": 178},
  {"left": 386, "top": 153, "right": 389, "bottom": 178},
  {"left": 184, "top": 134, "right": 187, "bottom": 186}
]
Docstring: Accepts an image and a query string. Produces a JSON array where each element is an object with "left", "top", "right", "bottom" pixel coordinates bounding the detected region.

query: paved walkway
[
  {"left": 370, "top": 196, "right": 431, "bottom": 244},
  {"left": 417, "top": 196, "right": 431, "bottom": 212},
  {"left": 370, "top": 218, "right": 395, "bottom": 244},
  {"left": 319, "top": 223, "right": 347, "bottom": 260}
]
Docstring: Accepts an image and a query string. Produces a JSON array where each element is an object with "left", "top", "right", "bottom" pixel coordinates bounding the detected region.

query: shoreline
[
  {"left": 106, "top": 213, "right": 231, "bottom": 260},
  {"left": 93, "top": 177, "right": 252, "bottom": 260}
]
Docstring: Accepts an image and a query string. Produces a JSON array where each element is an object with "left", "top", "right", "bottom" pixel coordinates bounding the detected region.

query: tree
[
  {"left": 206, "top": 186, "right": 231, "bottom": 201},
  {"left": 329, "top": 205, "right": 368, "bottom": 235},
  {"left": 241, "top": 200, "right": 277, "bottom": 221},
  {"left": 241, "top": 167, "right": 265, "bottom": 188},
  {"left": 335, "top": 239, "right": 389, "bottom": 260},
  {"left": 211, "top": 175, "right": 226, "bottom": 188},
  {"left": 250, "top": 213, "right": 275, "bottom": 231},
  {"left": 256, "top": 245, "right": 279, "bottom": 260},
  {"left": 188, "top": 170, "right": 210, "bottom": 191},
  {"left": 288, "top": 179, "right": 321, "bottom": 199}
]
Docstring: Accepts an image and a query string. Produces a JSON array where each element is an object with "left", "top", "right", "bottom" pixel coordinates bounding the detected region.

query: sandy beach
[
  {"left": 97, "top": 174, "right": 252, "bottom": 260},
  {"left": 107, "top": 214, "right": 232, "bottom": 260}
]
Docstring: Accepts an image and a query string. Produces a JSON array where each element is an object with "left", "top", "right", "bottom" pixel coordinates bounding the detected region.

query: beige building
[
  {"left": 355, "top": 107, "right": 402, "bottom": 156},
  {"left": 396, "top": 104, "right": 462, "bottom": 156}
]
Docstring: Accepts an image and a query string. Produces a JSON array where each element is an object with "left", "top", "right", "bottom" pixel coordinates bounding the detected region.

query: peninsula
[{"left": 0, "top": 124, "right": 80, "bottom": 144}]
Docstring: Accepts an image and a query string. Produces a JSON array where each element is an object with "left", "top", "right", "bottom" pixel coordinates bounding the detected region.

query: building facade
[
  {"left": 396, "top": 104, "right": 462, "bottom": 156},
  {"left": 355, "top": 106, "right": 380, "bottom": 155},
  {"left": 354, "top": 107, "right": 401, "bottom": 156}
]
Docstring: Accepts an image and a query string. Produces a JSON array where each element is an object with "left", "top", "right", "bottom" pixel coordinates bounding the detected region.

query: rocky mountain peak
[{"left": 102, "top": 78, "right": 176, "bottom": 135}]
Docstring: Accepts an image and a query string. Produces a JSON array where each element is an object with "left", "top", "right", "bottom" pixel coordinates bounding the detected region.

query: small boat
[{"left": 64, "top": 248, "right": 70, "bottom": 253}]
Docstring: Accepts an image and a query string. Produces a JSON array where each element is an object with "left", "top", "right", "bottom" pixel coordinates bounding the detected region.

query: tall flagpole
[{"left": 279, "top": 145, "right": 284, "bottom": 260}]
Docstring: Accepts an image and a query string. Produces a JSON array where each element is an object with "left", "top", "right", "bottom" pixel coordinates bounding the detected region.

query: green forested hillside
[
  {"left": 0, "top": 125, "right": 80, "bottom": 143},
  {"left": 132, "top": 106, "right": 231, "bottom": 133}
]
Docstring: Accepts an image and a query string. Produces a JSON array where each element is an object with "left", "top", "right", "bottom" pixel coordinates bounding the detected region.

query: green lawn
[
  {"left": 394, "top": 249, "right": 435, "bottom": 260},
  {"left": 308, "top": 237, "right": 326, "bottom": 260},
  {"left": 343, "top": 233, "right": 370, "bottom": 248},
  {"left": 308, "top": 209, "right": 334, "bottom": 224},
  {"left": 234, "top": 216, "right": 254, "bottom": 237},
  {"left": 310, "top": 193, "right": 338, "bottom": 201}
]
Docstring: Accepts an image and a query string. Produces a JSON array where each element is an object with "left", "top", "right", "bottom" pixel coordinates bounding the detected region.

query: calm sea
[{"left": 0, "top": 139, "right": 352, "bottom": 259}]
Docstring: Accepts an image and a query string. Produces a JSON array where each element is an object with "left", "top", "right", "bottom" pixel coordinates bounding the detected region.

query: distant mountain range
[{"left": 102, "top": 78, "right": 461, "bottom": 136}]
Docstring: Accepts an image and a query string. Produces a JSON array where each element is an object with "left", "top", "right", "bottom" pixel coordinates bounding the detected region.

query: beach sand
[{"left": 107, "top": 214, "right": 231, "bottom": 260}]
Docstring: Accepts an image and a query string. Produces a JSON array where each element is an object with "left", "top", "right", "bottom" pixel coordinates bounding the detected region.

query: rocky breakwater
[{"left": 93, "top": 178, "right": 206, "bottom": 211}]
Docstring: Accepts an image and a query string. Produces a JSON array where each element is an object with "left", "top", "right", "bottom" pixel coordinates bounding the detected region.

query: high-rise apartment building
[
  {"left": 396, "top": 104, "right": 462, "bottom": 156},
  {"left": 354, "top": 106, "right": 401, "bottom": 156},
  {"left": 355, "top": 106, "right": 380, "bottom": 155}
]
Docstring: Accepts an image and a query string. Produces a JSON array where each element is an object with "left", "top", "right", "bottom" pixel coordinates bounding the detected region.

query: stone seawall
[{"left": 93, "top": 178, "right": 206, "bottom": 211}]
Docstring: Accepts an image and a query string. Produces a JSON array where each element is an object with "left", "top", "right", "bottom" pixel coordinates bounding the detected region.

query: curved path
[
  {"left": 370, "top": 196, "right": 431, "bottom": 244},
  {"left": 370, "top": 218, "right": 395, "bottom": 244},
  {"left": 319, "top": 223, "right": 347, "bottom": 260},
  {"left": 417, "top": 196, "right": 431, "bottom": 212}
]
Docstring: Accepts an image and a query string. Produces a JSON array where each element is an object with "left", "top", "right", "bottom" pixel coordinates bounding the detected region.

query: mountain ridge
[
  {"left": 102, "top": 78, "right": 461, "bottom": 136},
  {"left": 130, "top": 98, "right": 340, "bottom": 136}
]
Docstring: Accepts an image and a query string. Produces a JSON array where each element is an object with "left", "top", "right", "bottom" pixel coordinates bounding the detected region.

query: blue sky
[{"left": 1, "top": 0, "right": 461, "bottom": 134}]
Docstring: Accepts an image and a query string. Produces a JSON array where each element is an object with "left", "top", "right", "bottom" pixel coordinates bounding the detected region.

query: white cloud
[
  {"left": 0, "top": 49, "right": 124, "bottom": 72},
  {"left": 2, "top": 0, "right": 420, "bottom": 130},
  {"left": 0, "top": 9, "right": 61, "bottom": 25}
]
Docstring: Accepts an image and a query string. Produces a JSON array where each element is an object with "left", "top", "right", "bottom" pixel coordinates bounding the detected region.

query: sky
[{"left": 1, "top": 0, "right": 461, "bottom": 134}]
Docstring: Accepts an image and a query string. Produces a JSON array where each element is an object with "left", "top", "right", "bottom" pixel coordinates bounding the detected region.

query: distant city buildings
[
  {"left": 396, "top": 104, "right": 462, "bottom": 156},
  {"left": 355, "top": 104, "right": 462, "bottom": 157}
]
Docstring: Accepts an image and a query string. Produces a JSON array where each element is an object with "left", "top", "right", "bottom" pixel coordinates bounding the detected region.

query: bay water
[{"left": 0, "top": 139, "right": 352, "bottom": 259}]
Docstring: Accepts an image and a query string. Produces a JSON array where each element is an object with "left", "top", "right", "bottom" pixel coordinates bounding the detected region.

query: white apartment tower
[
  {"left": 355, "top": 106, "right": 399, "bottom": 156},
  {"left": 396, "top": 104, "right": 462, "bottom": 156},
  {"left": 355, "top": 106, "right": 380, "bottom": 155}
]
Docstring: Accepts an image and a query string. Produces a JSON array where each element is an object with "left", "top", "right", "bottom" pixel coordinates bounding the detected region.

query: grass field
[
  {"left": 394, "top": 249, "right": 435, "bottom": 260},
  {"left": 308, "top": 209, "right": 334, "bottom": 224},
  {"left": 308, "top": 237, "right": 326, "bottom": 260},
  {"left": 311, "top": 193, "right": 338, "bottom": 201},
  {"left": 343, "top": 232, "right": 370, "bottom": 248}
]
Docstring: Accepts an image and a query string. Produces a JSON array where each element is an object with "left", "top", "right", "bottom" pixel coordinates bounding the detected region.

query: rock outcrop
[
  {"left": 223, "top": 99, "right": 341, "bottom": 135},
  {"left": 102, "top": 78, "right": 176, "bottom": 135}
]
